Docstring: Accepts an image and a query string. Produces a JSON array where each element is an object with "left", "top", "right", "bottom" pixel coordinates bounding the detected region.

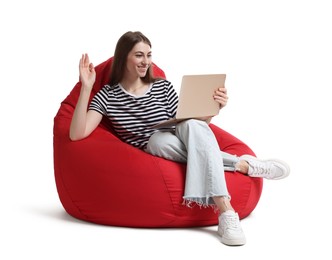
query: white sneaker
[
  {"left": 240, "top": 154, "right": 290, "bottom": 180},
  {"left": 218, "top": 210, "right": 246, "bottom": 246}
]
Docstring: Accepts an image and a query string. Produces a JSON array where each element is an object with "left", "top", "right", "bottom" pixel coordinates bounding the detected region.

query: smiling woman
[{"left": 54, "top": 31, "right": 272, "bottom": 246}]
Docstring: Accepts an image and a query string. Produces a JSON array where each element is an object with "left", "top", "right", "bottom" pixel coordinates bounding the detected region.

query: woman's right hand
[
  {"left": 79, "top": 53, "right": 96, "bottom": 91},
  {"left": 70, "top": 53, "right": 101, "bottom": 141}
]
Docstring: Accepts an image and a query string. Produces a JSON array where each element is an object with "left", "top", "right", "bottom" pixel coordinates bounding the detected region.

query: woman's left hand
[{"left": 213, "top": 87, "right": 228, "bottom": 109}]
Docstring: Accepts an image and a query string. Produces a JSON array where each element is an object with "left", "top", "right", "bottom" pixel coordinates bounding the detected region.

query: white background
[{"left": 1, "top": 0, "right": 331, "bottom": 259}]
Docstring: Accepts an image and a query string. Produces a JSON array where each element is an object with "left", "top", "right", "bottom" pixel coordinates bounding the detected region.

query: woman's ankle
[
  {"left": 235, "top": 160, "right": 249, "bottom": 174},
  {"left": 213, "top": 196, "right": 234, "bottom": 214}
]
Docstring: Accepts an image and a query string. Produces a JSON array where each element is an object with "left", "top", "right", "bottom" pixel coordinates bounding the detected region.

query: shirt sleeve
[{"left": 88, "top": 85, "right": 109, "bottom": 116}]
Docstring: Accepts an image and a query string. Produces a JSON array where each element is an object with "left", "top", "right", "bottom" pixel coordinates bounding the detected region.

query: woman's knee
[
  {"left": 146, "top": 131, "right": 178, "bottom": 154},
  {"left": 146, "top": 131, "right": 187, "bottom": 162},
  {"left": 146, "top": 132, "right": 164, "bottom": 154}
]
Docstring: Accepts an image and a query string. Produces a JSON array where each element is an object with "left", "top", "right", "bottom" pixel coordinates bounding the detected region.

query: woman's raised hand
[{"left": 79, "top": 53, "right": 96, "bottom": 91}]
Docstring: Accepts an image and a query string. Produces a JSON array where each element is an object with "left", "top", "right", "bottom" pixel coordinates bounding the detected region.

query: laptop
[{"left": 152, "top": 74, "right": 226, "bottom": 128}]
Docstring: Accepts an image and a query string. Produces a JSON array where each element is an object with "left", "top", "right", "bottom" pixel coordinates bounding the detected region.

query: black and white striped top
[{"left": 89, "top": 79, "right": 178, "bottom": 149}]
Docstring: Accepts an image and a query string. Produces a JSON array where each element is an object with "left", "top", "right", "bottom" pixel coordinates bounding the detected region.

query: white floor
[{"left": 2, "top": 0, "right": 332, "bottom": 259}]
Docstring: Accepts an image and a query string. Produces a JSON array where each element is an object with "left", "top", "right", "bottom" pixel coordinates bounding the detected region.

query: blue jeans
[{"left": 145, "top": 119, "right": 240, "bottom": 206}]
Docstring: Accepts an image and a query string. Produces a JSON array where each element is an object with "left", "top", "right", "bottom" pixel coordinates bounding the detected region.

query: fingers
[
  {"left": 79, "top": 54, "right": 83, "bottom": 68},
  {"left": 88, "top": 62, "right": 95, "bottom": 72},
  {"left": 215, "top": 86, "right": 227, "bottom": 95},
  {"left": 214, "top": 87, "right": 228, "bottom": 99},
  {"left": 79, "top": 53, "right": 95, "bottom": 83},
  {"left": 79, "top": 53, "right": 90, "bottom": 68},
  {"left": 84, "top": 53, "right": 90, "bottom": 66},
  {"left": 214, "top": 87, "right": 228, "bottom": 108}
]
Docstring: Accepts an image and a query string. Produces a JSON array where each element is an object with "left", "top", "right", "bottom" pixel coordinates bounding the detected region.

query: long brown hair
[{"left": 109, "top": 31, "right": 155, "bottom": 86}]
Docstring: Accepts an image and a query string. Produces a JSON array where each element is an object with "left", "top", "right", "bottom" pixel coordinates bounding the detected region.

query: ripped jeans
[{"left": 145, "top": 119, "right": 240, "bottom": 207}]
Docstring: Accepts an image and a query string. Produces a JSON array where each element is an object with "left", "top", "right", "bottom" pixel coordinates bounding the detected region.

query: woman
[{"left": 70, "top": 31, "right": 290, "bottom": 246}]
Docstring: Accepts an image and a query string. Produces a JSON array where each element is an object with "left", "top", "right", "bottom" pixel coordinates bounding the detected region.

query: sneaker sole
[
  {"left": 240, "top": 155, "right": 290, "bottom": 180},
  {"left": 218, "top": 229, "right": 246, "bottom": 246}
]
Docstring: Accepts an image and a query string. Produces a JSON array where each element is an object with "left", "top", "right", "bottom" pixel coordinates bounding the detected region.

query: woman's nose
[{"left": 142, "top": 58, "right": 149, "bottom": 66}]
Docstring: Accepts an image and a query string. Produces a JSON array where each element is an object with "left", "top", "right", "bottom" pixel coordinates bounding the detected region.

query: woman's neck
[{"left": 120, "top": 78, "right": 149, "bottom": 96}]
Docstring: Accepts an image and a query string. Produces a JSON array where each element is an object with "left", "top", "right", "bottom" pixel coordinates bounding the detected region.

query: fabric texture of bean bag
[{"left": 53, "top": 57, "right": 263, "bottom": 227}]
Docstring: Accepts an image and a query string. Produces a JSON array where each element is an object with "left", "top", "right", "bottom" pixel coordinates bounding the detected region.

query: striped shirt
[{"left": 89, "top": 79, "right": 178, "bottom": 149}]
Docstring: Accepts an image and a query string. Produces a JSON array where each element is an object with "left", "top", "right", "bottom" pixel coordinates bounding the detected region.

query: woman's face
[{"left": 125, "top": 41, "right": 152, "bottom": 78}]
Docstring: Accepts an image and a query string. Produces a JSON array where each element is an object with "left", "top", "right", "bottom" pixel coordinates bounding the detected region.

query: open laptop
[{"left": 152, "top": 74, "right": 226, "bottom": 128}]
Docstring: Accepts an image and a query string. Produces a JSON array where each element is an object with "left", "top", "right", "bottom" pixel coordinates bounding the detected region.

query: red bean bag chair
[{"left": 53, "top": 57, "right": 263, "bottom": 227}]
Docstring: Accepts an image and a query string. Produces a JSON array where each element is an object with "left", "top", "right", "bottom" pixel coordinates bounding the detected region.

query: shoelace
[
  {"left": 249, "top": 160, "right": 274, "bottom": 177},
  {"left": 224, "top": 215, "right": 240, "bottom": 230}
]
